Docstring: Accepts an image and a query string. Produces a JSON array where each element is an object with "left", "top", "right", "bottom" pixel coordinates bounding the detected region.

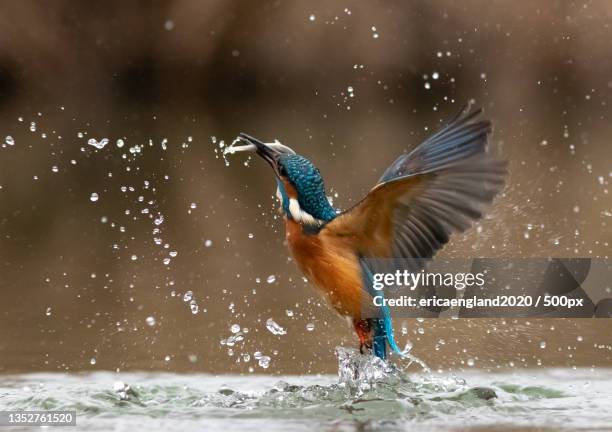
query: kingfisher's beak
[
  {"left": 226, "top": 133, "right": 296, "bottom": 176},
  {"left": 237, "top": 133, "right": 281, "bottom": 170},
  {"left": 227, "top": 133, "right": 288, "bottom": 177}
]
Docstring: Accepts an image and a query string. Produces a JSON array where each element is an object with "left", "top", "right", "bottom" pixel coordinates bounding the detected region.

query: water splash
[
  {"left": 336, "top": 347, "right": 400, "bottom": 392},
  {"left": 113, "top": 381, "right": 137, "bottom": 401},
  {"left": 265, "top": 318, "right": 287, "bottom": 336},
  {"left": 87, "top": 138, "right": 109, "bottom": 149}
]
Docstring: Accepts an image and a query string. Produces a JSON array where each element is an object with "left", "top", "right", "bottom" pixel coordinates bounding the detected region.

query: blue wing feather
[{"left": 378, "top": 104, "right": 493, "bottom": 184}]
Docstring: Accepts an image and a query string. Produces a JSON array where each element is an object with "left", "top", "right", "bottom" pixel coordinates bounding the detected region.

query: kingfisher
[{"left": 227, "top": 104, "right": 506, "bottom": 360}]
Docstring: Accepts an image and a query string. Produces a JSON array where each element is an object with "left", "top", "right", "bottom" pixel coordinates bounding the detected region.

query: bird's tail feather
[
  {"left": 369, "top": 307, "right": 405, "bottom": 360},
  {"left": 370, "top": 318, "right": 387, "bottom": 359},
  {"left": 381, "top": 305, "right": 405, "bottom": 355},
  {"left": 362, "top": 260, "right": 407, "bottom": 360},
  {"left": 367, "top": 289, "right": 407, "bottom": 359}
]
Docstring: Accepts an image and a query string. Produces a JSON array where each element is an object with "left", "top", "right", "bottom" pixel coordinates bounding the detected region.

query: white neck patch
[
  {"left": 288, "top": 198, "right": 322, "bottom": 226},
  {"left": 275, "top": 186, "right": 323, "bottom": 226}
]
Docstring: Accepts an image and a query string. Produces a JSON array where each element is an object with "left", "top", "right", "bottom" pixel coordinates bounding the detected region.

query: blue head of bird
[{"left": 231, "top": 133, "right": 337, "bottom": 228}]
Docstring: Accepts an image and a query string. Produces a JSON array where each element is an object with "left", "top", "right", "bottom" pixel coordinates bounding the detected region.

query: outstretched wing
[{"left": 322, "top": 104, "right": 506, "bottom": 260}]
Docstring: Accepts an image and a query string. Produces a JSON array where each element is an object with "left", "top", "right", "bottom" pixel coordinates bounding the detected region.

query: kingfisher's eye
[{"left": 279, "top": 165, "right": 288, "bottom": 176}]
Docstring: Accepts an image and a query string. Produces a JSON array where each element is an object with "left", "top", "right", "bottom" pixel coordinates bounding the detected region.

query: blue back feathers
[{"left": 279, "top": 154, "right": 337, "bottom": 222}]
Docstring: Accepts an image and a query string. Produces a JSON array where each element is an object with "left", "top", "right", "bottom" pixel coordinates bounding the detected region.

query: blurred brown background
[{"left": 0, "top": 0, "right": 610, "bottom": 374}]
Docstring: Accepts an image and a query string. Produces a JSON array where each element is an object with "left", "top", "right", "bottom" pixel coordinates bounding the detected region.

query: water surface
[{"left": 1, "top": 350, "right": 610, "bottom": 431}]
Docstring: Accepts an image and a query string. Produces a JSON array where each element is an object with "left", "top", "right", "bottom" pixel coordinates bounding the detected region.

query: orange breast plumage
[{"left": 284, "top": 218, "right": 366, "bottom": 318}]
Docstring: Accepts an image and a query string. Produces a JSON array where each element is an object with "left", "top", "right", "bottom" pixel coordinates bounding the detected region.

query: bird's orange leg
[{"left": 353, "top": 319, "right": 373, "bottom": 354}]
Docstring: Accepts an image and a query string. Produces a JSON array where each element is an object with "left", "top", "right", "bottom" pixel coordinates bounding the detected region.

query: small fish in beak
[{"left": 224, "top": 134, "right": 295, "bottom": 157}]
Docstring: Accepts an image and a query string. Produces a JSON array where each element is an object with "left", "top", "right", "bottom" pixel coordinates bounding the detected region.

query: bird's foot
[{"left": 354, "top": 319, "right": 373, "bottom": 355}]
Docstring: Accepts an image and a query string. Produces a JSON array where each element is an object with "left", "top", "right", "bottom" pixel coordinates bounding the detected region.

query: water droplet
[
  {"left": 266, "top": 275, "right": 276, "bottom": 284},
  {"left": 432, "top": 72, "right": 439, "bottom": 80},
  {"left": 183, "top": 291, "right": 193, "bottom": 302},
  {"left": 230, "top": 324, "right": 241, "bottom": 334},
  {"left": 169, "top": 250, "right": 178, "bottom": 257},
  {"left": 154, "top": 215, "right": 164, "bottom": 225},
  {"left": 90, "top": 192, "right": 99, "bottom": 202},
  {"left": 265, "top": 318, "right": 287, "bottom": 335},
  {"left": 145, "top": 316, "right": 156, "bottom": 326},
  {"left": 467, "top": 358, "right": 475, "bottom": 367},
  {"left": 309, "top": 14, "right": 316, "bottom": 21},
  {"left": 190, "top": 202, "right": 197, "bottom": 209},
  {"left": 29, "top": 122, "right": 36, "bottom": 132},
  {"left": 164, "top": 19, "right": 174, "bottom": 31},
  {"left": 5, "top": 135, "right": 14, "bottom": 146},
  {"left": 258, "top": 355, "right": 271, "bottom": 368},
  {"left": 116, "top": 139, "right": 125, "bottom": 148},
  {"left": 577, "top": 335, "right": 583, "bottom": 342},
  {"left": 204, "top": 239, "right": 213, "bottom": 247},
  {"left": 51, "top": 165, "right": 59, "bottom": 173},
  {"left": 90, "top": 358, "right": 97, "bottom": 365},
  {"left": 87, "top": 138, "right": 109, "bottom": 149},
  {"left": 164, "top": 355, "right": 171, "bottom": 362},
  {"left": 190, "top": 301, "right": 199, "bottom": 314},
  {"left": 45, "top": 307, "right": 52, "bottom": 316},
  {"left": 130, "top": 254, "right": 137, "bottom": 261},
  {"left": 306, "top": 323, "right": 315, "bottom": 331},
  {"left": 285, "top": 309, "right": 294, "bottom": 317},
  {"left": 540, "top": 341, "right": 547, "bottom": 349}
]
